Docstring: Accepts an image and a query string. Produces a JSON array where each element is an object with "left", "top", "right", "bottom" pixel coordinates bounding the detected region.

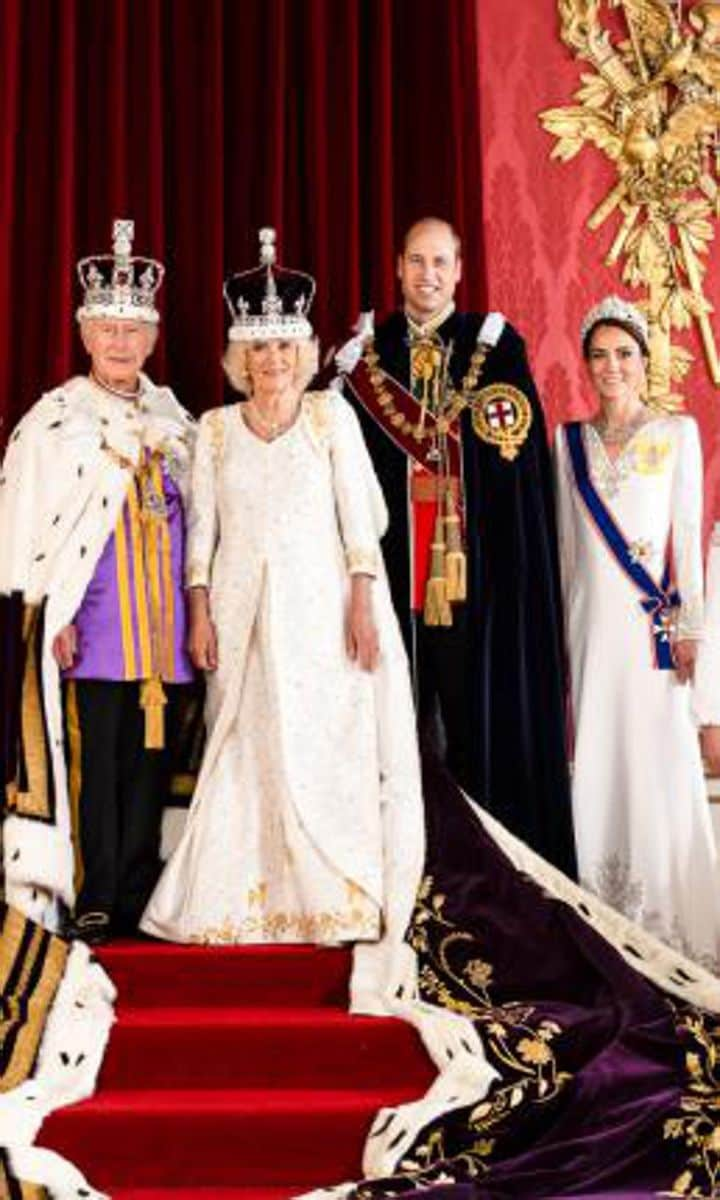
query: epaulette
[{"left": 478, "top": 312, "right": 506, "bottom": 348}]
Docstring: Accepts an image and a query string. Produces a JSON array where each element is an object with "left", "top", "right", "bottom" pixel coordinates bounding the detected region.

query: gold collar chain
[{"left": 362, "top": 336, "right": 490, "bottom": 439}]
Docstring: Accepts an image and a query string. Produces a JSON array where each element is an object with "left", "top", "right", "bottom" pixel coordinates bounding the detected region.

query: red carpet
[{"left": 40, "top": 942, "right": 434, "bottom": 1196}]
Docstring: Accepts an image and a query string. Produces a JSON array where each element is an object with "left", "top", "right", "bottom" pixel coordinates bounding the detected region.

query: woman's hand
[
  {"left": 701, "top": 726, "right": 720, "bottom": 775},
  {"left": 346, "top": 574, "right": 379, "bottom": 672},
  {"left": 187, "top": 587, "right": 219, "bottom": 672},
  {"left": 52, "top": 624, "right": 77, "bottom": 670},
  {"left": 673, "top": 637, "right": 697, "bottom": 685}
]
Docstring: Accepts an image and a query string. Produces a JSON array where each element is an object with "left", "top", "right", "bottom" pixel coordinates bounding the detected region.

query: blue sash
[{"left": 564, "top": 422, "right": 679, "bottom": 670}]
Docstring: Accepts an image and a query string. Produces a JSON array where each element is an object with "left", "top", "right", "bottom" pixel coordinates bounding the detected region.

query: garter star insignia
[{"left": 471, "top": 384, "right": 532, "bottom": 462}]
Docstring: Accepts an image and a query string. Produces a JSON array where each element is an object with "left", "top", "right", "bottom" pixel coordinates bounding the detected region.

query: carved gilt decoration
[{"left": 540, "top": 1, "right": 720, "bottom": 407}]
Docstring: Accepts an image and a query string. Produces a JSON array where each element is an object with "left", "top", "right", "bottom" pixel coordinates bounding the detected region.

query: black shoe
[{"left": 66, "top": 911, "right": 112, "bottom": 947}]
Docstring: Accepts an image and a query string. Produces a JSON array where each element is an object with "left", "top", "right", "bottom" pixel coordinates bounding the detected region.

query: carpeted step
[
  {"left": 41, "top": 1086, "right": 418, "bottom": 1188},
  {"left": 97, "top": 943, "right": 351, "bottom": 1008},
  {"left": 102, "top": 1005, "right": 434, "bottom": 1090},
  {"left": 112, "top": 1190, "right": 311, "bottom": 1199}
]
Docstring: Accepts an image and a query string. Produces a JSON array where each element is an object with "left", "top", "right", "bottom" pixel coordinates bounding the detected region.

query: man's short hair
[{"left": 401, "top": 218, "right": 462, "bottom": 258}]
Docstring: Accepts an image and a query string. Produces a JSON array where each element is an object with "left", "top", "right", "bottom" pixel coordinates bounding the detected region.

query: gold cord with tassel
[
  {"left": 140, "top": 677, "right": 167, "bottom": 749},
  {"left": 424, "top": 511, "right": 453, "bottom": 626},
  {"left": 444, "top": 486, "right": 467, "bottom": 603}
]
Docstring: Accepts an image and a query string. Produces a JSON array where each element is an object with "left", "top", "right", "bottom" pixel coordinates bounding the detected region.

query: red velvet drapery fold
[{"left": 0, "top": 0, "right": 485, "bottom": 431}]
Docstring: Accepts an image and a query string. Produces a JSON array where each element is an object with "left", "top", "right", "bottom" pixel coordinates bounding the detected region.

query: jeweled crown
[
  {"left": 580, "top": 295, "right": 649, "bottom": 349},
  {"left": 224, "top": 228, "right": 315, "bottom": 342},
  {"left": 76, "top": 219, "right": 164, "bottom": 324}
]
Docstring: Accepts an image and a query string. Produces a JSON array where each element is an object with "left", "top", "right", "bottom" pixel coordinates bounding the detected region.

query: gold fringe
[
  {"left": 445, "top": 548, "right": 467, "bottom": 603},
  {"left": 443, "top": 485, "right": 467, "bottom": 603},
  {"left": 424, "top": 575, "right": 452, "bottom": 626},
  {"left": 424, "top": 513, "right": 453, "bottom": 626},
  {"left": 140, "top": 677, "right": 167, "bottom": 749}
]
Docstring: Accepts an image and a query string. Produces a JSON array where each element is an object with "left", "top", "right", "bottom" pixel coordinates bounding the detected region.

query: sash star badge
[{"left": 471, "top": 384, "right": 532, "bottom": 461}]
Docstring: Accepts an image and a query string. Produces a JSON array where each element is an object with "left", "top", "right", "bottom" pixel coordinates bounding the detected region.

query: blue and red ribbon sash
[{"left": 564, "top": 422, "right": 679, "bottom": 670}]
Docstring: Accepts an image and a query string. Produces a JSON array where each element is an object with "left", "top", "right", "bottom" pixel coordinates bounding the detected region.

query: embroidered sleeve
[
  {"left": 672, "top": 418, "right": 704, "bottom": 640},
  {"left": 327, "top": 390, "right": 387, "bottom": 577},
  {"left": 185, "top": 410, "right": 223, "bottom": 589}
]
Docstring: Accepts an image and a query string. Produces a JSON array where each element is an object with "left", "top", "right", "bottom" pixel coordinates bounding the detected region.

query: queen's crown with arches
[{"left": 224, "top": 228, "right": 315, "bottom": 342}]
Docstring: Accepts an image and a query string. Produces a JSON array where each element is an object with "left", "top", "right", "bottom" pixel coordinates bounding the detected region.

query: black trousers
[
  {"left": 413, "top": 606, "right": 474, "bottom": 794},
  {"left": 64, "top": 680, "right": 170, "bottom": 930}
]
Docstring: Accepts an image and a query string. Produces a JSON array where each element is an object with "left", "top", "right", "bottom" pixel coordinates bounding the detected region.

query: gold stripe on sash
[
  {"left": 115, "top": 500, "right": 137, "bottom": 680},
  {"left": 0, "top": 909, "right": 68, "bottom": 1091},
  {"left": 64, "top": 681, "right": 85, "bottom": 896},
  {"left": 12, "top": 606, "right": 51, "bottom": 819},
  {"left": 127, "top": 479, "right": 153, "bottom": 677},
  {"left": 21, "top": 1183, "right": 50, "bottom": 1200},
  {"left": 151, "top": 457, "right": 175, "bottom": 680}
]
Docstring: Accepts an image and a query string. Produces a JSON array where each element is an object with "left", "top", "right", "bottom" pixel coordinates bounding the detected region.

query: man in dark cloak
[{"left": 325, "top": 217, "right": 576, "bottom": 878}]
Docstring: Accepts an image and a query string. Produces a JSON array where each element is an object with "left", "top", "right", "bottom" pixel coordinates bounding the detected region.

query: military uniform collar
[{"left": 405, "top": 301, "right": 456, "bottom": 340}]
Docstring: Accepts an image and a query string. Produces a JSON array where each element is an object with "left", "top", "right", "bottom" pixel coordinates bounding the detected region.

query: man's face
[
  {"left": 81, "top": 319, "right": 157, "bottom": 389},
  {"left": 397, "top": 224, "right": 462, "bottom": 323}
]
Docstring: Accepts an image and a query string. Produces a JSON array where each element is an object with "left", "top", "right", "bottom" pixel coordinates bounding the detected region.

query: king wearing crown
[{"left": 0, "top": 219, "right": 196, "bottom": 944}]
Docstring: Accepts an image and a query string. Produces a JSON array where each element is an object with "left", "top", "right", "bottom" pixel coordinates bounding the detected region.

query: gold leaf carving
[{"left": 541, "top": 0, "right": 720, "bottom": 404}]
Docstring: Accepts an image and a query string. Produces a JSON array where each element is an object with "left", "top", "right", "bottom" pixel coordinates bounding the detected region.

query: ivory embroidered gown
[
  {"left": 142, "top": 392, "right": 423, "bottom": 988},
  {"left": 554, "top": 415, "right": 720, "bottom": 970}
]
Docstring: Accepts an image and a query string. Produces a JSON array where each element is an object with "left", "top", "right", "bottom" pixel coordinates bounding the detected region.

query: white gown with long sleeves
[
  {"left": 554, "top": 415, "right": 720, "bottom": 970},
  {"left": 141, "top": 391, "right": 424, "bottom": 1005}
]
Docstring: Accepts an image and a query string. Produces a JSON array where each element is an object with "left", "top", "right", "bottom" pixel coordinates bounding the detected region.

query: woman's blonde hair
[{"left": 222, "top": 337, "right": 320, "bottom": 396}]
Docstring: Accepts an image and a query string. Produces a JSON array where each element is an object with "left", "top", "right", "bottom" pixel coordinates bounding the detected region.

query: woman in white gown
[
  {"left": 142, "top": 231, "right": 423, "bottom": 1010},
  {"left": 554, "top": 294, "right": 720, "bottom": 970}
]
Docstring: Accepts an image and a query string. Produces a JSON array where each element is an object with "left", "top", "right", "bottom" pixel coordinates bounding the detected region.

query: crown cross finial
[
  {"left": 259, "top": 227, "right": 277, "bottom": 267},
  {"left": 113, "top": 219, "right": 135, "bottom": 264}
]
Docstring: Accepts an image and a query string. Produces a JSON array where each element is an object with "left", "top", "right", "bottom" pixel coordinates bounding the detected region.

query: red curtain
[{"left": 0, "top": 0, "right": 485, "bottom": 435}]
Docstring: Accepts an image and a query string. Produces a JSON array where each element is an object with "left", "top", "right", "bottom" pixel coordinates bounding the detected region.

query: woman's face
[
  {"left": 246, "top": 339, "right": 297, "bottom": 396},
  {"left": 586, "top": 324, "right": 646, "bottom": 407}
]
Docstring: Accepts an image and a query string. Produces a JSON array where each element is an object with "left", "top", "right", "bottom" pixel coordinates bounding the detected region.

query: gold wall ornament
[{"left": 540, "top": 0, "right": 720, "bottom": 408}]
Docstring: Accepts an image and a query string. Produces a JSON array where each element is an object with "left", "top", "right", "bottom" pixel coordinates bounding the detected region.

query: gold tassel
[
  {"left": 140, "top": 677, "right": 167, "bottom": 749},
  {"left": 424, "top": 513, "right": 452, "bottom": 627},
  {"left": 444, "top": 489, "right": 467, "bottom": 603}
]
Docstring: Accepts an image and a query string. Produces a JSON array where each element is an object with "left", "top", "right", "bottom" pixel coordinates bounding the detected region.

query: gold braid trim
[
  {"left": 361, "top": 340, "right": 489, "bottom": 444},
  {"left": 0, "top": 907, "right": 68, "bottom": 1092}
]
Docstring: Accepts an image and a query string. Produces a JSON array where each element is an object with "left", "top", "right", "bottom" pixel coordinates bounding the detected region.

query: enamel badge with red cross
[{"left": 471, "top": 384, "right": 532, "bottom": 461}]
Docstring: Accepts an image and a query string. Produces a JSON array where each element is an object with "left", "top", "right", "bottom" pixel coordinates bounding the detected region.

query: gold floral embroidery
[
  {"left": 190, "top": 879, "right": 379, "bottom": 944},
  {"left": 206, "top": 408, "right": 225, "bottom": 465},
  {"left": 664, "top": 1005, "right": 720, "bottom": 1197},
  {"left": 302, "top": 390, "right": 332, "bottom": 444},
  {"left": 390, "top": 876, "right": 571, "bottom": 1180}
]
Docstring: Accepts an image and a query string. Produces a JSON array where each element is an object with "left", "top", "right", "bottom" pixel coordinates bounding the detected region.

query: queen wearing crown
[
  {"left": 554, "top": 294, "right": 720, "bottom": 968},
  {"left": 141, "top": 230, "right": 424, "bottom": 1012},
  {"left": 0, "top": 219, "right": 196, "bottom": 943}
]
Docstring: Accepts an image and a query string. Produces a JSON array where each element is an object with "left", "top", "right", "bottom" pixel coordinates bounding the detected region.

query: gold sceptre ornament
[{"left": 541, "top": 0, "right": 720, "bottom": 406}]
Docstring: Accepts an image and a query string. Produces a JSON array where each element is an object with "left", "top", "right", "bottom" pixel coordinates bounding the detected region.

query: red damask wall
[{"left": 477, "top": 0, "right": 720, "bottom": 533}]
